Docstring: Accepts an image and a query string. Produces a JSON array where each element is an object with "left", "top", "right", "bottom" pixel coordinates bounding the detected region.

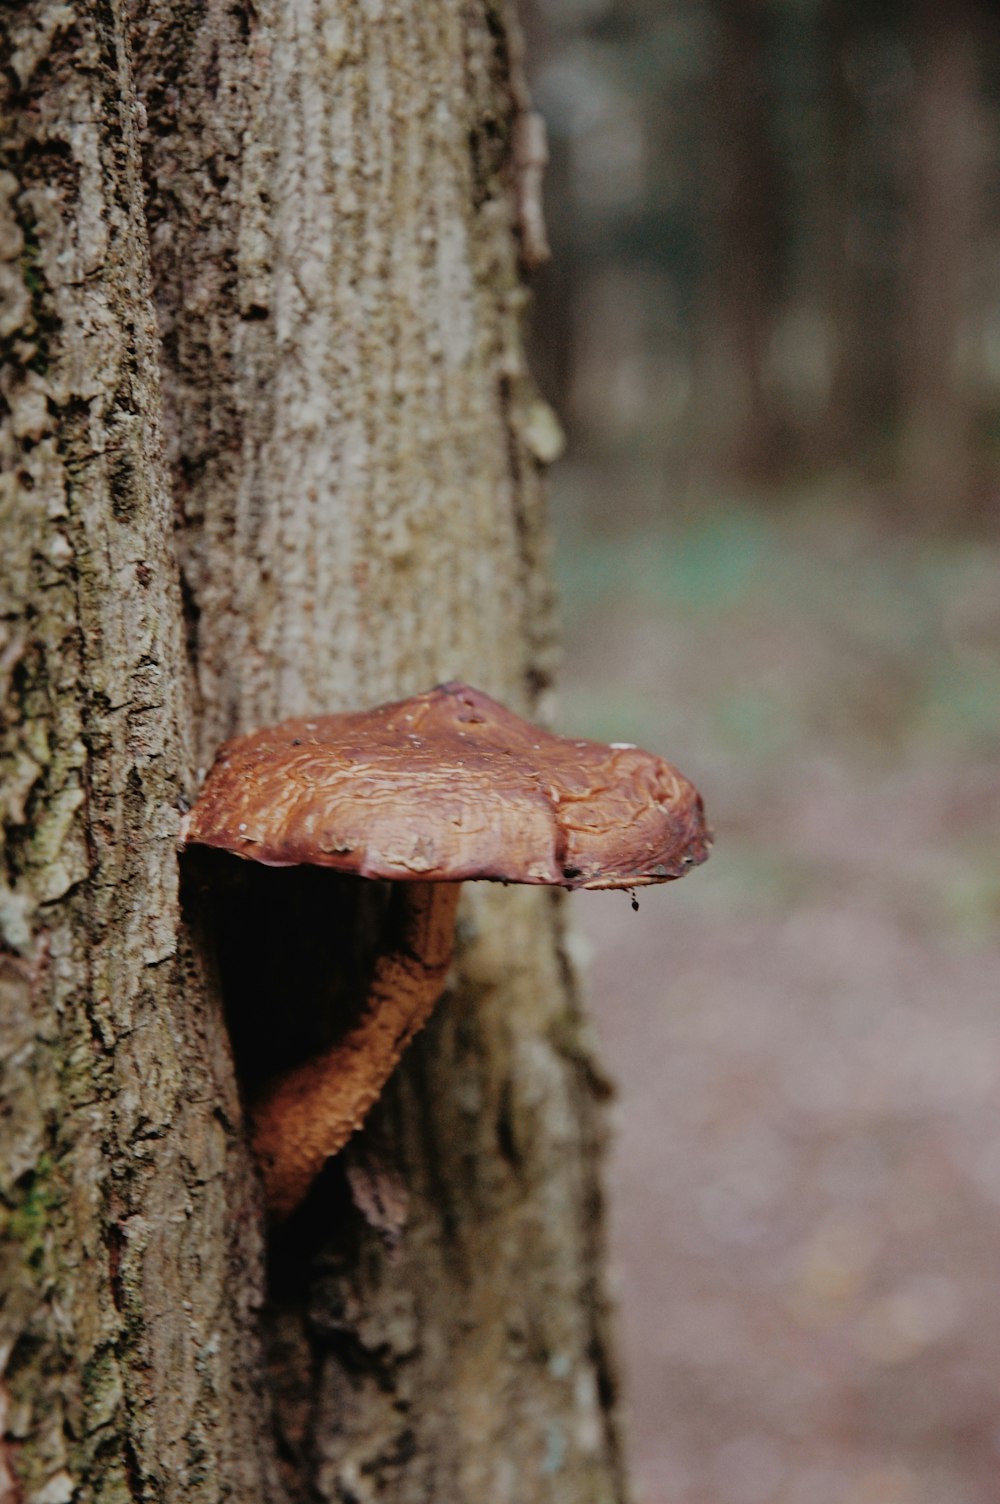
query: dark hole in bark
[
  {"left": 180, "top": 849, "right": 396, "bottom": 1260},
  {"left": 180, "top": 853, "right": 449, "bottom": 1496},
  {"left": 183, "top": 849, "right": 388, "bottom": 1093}
]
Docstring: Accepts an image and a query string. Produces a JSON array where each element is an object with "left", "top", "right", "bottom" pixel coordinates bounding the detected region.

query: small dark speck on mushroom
[{"left": 291, "top": 738, "right": 302, "bottom": 746}]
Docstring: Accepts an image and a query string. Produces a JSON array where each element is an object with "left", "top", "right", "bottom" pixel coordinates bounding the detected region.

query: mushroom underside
[
  {"left": 250, "top": 879, "right": 460, "bottom": 1222},
  {"left": 182, "top": 683, "right": 711, "bottom": 1220}
]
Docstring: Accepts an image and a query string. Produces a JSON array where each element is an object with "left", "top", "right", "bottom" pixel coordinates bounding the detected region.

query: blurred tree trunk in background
[
  {"left": 898, "top": 0, "right": 981, "bottom": 520},
  {"left": 1, "top": 3, "right": 627, "bottom": 1501},
  {"left": 527, "top": 0, "right": 1000, "bottom": 525},
  {"left": 695, "top": 0, "right": 789, "bottom": 483},
  {"left": 817, "top": 0, "right": 905, "bottom": 477}
]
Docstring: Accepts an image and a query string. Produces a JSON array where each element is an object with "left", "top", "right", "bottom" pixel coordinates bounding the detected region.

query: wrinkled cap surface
[{"left": 182, "top": 682, "right": 710, "bottom": 890}]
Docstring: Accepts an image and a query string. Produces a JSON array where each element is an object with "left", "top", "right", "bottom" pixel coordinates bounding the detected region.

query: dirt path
[{"left": 556, "top": 494, "right": 1000, "bottom": 1504}]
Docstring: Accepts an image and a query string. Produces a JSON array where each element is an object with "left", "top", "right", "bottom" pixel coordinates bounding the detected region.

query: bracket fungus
[{"left": 182, "top": 681, "right": 710, "bottom": 1220}]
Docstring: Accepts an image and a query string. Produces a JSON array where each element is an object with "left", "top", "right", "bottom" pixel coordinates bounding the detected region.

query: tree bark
[{"left": 2, "top": 3, "right": 627, "bottom": 1502}]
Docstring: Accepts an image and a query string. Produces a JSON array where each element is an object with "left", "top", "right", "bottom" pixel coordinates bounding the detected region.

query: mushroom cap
[{"left": 182, "top": 682, "right": 710, "bottom": 890}]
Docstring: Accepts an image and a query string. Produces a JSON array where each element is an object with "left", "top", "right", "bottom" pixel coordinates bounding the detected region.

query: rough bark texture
[
  {"left": 0, "top": 4, "right": 280, "bottom": 1501},
  {"left": 2, "top": 2, "right": 627, "bottom": 1501}
]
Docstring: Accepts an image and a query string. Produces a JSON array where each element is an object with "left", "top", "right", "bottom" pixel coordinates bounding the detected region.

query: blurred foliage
[
  {"left": 552, "top": 478, "right": 1000, "bottom": 942},
  {"left": 527, "top": 0, "right": 1000, "bottom": 526},
  {"left": 554, "top": 482, "right": 1000, "bottom": 756}
]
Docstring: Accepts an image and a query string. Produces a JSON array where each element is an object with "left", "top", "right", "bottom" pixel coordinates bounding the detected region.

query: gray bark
[{"left": 1, "top": 3, "right": 626, "bottom": 1501}]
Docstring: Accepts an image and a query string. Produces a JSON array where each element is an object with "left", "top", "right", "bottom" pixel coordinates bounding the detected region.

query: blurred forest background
[{"left": 522, "top": 2, "right": 1000, "bottom": 1503}]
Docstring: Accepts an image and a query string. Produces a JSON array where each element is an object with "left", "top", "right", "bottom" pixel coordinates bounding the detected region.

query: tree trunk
[
  {"left": 1, "top": 3, "right": 627, "bottom": 1502},
  {"left": 817, "top": 0, "right": 907, "bottom": 477},
  {"left": 693, "top": 0, "right": 789, "bottom": 485},
  {"left": 898, "top": 0, "right": 980, "bottom": 522}
]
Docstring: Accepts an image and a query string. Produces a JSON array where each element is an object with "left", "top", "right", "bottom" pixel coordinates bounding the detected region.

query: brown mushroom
[{"left": 182, "top": 681, "right": 710, "bottom": 1219}]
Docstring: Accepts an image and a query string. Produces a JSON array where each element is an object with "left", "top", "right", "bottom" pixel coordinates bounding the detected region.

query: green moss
[
  {"left": 81, "top": 1347, "right": 124, "bottom": 1433},
  {"left": 5, "top": 1153, "right": 62, "bottom": 1255}
]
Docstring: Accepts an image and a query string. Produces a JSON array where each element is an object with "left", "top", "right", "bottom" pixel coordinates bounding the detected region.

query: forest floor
[{"left": 552, "top": 477, "right": 1000, "bottom": 1504}]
